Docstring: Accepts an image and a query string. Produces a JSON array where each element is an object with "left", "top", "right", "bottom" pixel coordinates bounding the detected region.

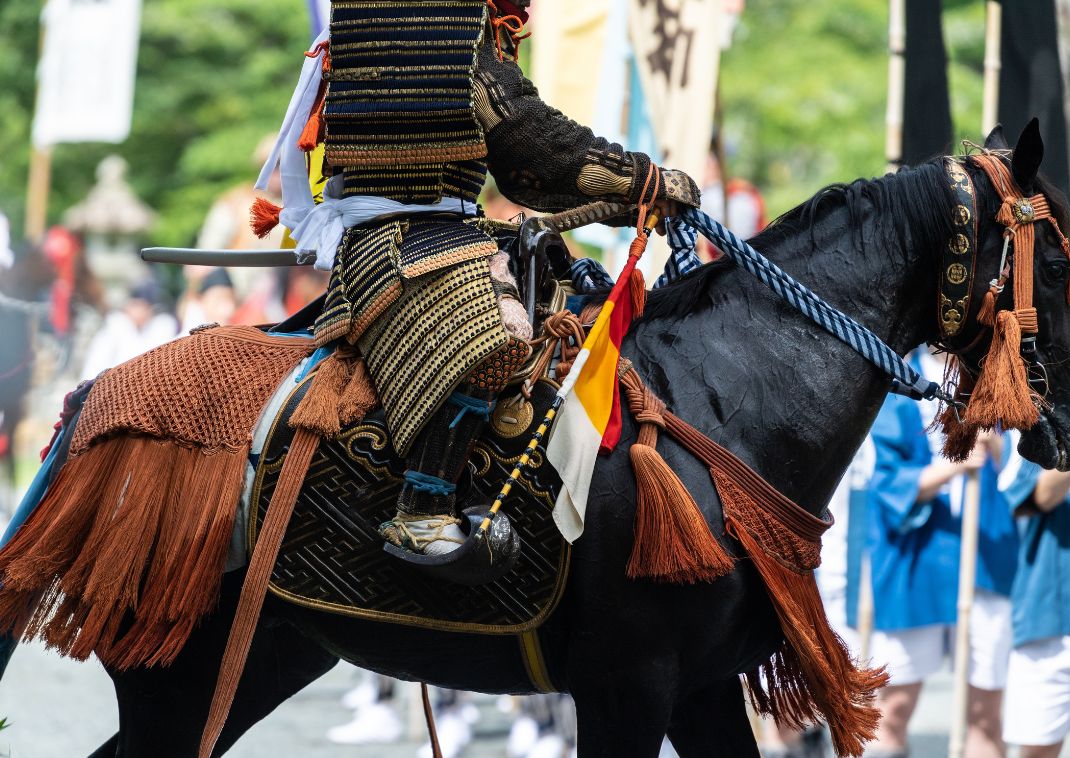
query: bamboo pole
[
  {"left": 948, "top": 470, "right": 982, "bottom": 758},
  {"left": 981, "top": 0, "right": 1003, "bottom": 135},
  {"left": 884, "top": 0, "right": 906, "bottom": 173},
  {"left": 24, "top": 4, "right": 51, "bottom": 243},
  {"left": 24, "top": 147, "right": 52, "bottom": 242}
]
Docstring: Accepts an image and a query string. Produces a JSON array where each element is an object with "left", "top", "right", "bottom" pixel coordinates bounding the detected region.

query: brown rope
[
  {"left": 199, "top": 428, "right": 320, "bottom": 758},
  {"left": 421, "top": 683, "right": 444, "bottom": 758}
]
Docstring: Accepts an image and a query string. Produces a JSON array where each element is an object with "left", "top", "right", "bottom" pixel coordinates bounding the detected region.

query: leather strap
[
  {"left": 199, "top": 428, "right": 320, "bottom": 758},
  {"left": 940, "top": 159, "right": 979, "bottom": 340}
]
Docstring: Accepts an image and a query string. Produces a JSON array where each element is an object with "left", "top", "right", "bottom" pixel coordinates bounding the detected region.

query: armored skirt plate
[{"left": 249, "top": 378, "right": 570, "bottom": 634}]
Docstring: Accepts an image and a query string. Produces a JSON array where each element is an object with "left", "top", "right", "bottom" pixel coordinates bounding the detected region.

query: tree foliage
[
  {"left": 0, "top": 0, "right": 310, "bottom": 245},
  {"left": 720, "top": 0, "right": 985, "bottom": 216},
  {"left": 0, "top": 0, "right": 992, "bottom": 243}
]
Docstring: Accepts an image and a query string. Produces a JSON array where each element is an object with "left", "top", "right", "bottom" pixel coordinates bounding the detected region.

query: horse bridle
[{"left": 936, "top": 154, "right": 1070, "bottom": 406}]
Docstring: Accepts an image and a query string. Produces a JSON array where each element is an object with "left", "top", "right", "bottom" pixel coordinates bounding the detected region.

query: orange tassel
[
  {"left": 250, "top": 198, "right": 282, "bottom": 239},
  {"left": 939, "top": 405, "right": 981, "bottom": 461},
  {"left": 626, "top": 423, "right": 735, "bottom": 583},
  {"left": 629, "top": 267, "right": 646, "bottom": 318},
  {"left": 297, "top": 80, "right": 327, "bottom": 153},
  {"left": 290, "top": 353, "right": 351, "bottom": 437},
  {"left": 976, "top": 287, "right": 998, "bottom": 327},
  {"left": 964, "top": 310, "right": 1039, "bottom": 429},
  {"left": 337, "top": 358, "right": 379, "bottom": 425}
]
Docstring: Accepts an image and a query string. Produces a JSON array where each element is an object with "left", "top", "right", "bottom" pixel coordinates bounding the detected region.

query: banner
[
  {"left": 627, "top": 0, "right": 721, "bottom": 184},
  {"left": 999, "top": 0, "right": 1069, "bottom": 198},
  {"left": 32, "top": 0, "right": 142, "bottom": 148},
  {"left": 308, "top": 0, "right": 331, "bottom": 36},
  {"left": 902, "top": 0, "right": 952, "bottom": 164}
]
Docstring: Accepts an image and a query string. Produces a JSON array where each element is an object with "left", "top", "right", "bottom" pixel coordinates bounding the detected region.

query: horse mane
[{"left": 640, "top": 159, "right": 957, "bottom": 321}]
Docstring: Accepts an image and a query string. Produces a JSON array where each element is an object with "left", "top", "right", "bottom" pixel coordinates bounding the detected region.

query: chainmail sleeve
[{"left": 473, "top": 45, "right": 700, "bottom": 213}]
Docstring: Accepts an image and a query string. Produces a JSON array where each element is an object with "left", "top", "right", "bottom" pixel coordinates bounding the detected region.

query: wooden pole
[
  {"left": 884, "top": 0, "right": 906, "bottom": 173},
  {"left": 981, "top": 0, "right": 1003, "bottom": 135},
  {"left": 25, "top": 3, "right": 51, "bottom": 243},
  {"left": 948, "top": 470, "right": 982, "bottom": 758},
  {"left": 24, "top": 147, "right": 52, "bottom": 243}
]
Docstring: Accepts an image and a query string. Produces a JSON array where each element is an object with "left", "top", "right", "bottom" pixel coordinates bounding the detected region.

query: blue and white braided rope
[{"left": 678, "top": 207, "right": 941, "bottom": 402}]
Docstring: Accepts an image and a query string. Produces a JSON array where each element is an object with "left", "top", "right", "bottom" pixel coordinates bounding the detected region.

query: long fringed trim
[
  {"left": 649, "top": 402, "right": 887, "bottom": 757},
  {"left": 0, "top": 436, "right": 247, "bottom": 669}
]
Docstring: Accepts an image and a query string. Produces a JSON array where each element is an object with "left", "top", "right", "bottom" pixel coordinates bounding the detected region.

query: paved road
[{"left": 4, "top": 637, "right": 1067, "bottom": 758}]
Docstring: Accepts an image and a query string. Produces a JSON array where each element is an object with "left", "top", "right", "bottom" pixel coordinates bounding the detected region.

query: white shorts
[
  {"left": 869, "top": 589, "right": 1012, "bottom": 690},
  {"left": 1004, "top": 636, "right": 1070, "bottom": 747}
]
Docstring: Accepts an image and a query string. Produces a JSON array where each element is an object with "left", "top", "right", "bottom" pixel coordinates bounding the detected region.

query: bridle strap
[{"left": 940, "top": 160, "right": 980, "bottom": 341}]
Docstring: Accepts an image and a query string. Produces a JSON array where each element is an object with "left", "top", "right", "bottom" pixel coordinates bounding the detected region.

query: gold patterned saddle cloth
[{"left": 250, "top": 376, "right": 569, "bottom": 634}]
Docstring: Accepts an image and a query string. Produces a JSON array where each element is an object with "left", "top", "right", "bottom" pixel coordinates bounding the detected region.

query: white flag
[{"left": 32, "top": 0, "right": 142, "bottom": 148}]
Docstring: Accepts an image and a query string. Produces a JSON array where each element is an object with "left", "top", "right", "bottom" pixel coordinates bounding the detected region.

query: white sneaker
[
  {"left": 326, "top": 702, "right": 402, "bottom": 745},
  {"left": 507, "top": 716, "right": 539, "bottom": 757},
  {"left": 340, "top": 680, "right": 377, "bottom": 710},
  {"left": 529, "top": 735, "right": 567, "bottom": 758},
  {"left": 418, "top": 711, "right": 472, "bottom": 758}
]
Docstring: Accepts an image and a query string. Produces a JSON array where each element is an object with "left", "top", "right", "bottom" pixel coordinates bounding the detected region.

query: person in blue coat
[
  {"left": 866, "top": 350, "right": 1018, "bottom": 757},
  {"left": 1000, "top": 448, "right": 1070, "bottom": 757}
]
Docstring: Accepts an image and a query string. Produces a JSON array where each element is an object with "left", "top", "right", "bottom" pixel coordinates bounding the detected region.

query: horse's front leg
[
  {"left": 569, "top": 655, "right": 678, "bottom": 758},
  {"left": 666, "top": 677, "right": 759, "bottom": 758}
]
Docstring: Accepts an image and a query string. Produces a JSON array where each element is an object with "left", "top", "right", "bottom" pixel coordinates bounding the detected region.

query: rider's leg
[{"left": 380, "top": 386, "right": 496, "bottom": 555}]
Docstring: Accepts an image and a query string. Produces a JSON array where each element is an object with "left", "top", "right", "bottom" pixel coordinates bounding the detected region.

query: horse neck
[{"left": 630, "top": 185, "right": 941, "bottom": 516}]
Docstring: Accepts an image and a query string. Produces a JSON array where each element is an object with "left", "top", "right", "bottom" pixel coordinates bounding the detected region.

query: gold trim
[{"left": 519, "top": 630, "right": 556, "bottom": 693}]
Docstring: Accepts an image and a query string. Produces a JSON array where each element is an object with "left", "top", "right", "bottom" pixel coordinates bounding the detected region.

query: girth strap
[{"left": 199, "top": 428, "right": 320, "bottom": 758}]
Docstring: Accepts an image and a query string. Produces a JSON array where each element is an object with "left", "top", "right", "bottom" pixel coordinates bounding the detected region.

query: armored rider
[{"left": 265, "top": 0, "right": 701, "bottom": 556}]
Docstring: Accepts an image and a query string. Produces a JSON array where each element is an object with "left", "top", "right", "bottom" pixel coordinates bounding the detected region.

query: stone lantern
[{"left": 63, "top": 155, "right": 156, "bottom": 306}]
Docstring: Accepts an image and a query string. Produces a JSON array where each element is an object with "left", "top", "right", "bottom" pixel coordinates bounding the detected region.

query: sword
[{"left": 140, "top": 248, "right": 311, "bottom": 267}]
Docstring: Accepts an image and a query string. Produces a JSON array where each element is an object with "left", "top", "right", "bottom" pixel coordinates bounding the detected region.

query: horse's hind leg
[
  {"left": 666, "top": 677, "right": 759, "bottom": 758},
  {"left": 106, "top": 571, "right": 339, "bottom": 757},
  {"left": 571, "top": 661, "right": 677, "bottom": 758}
]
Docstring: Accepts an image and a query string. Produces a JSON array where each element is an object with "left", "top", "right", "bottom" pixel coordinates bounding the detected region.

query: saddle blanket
[{"left": 244, "top": 372, "right": 570, "bottom": 634}]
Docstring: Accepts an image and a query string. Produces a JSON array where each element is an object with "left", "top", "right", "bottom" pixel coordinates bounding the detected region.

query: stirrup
[{"left": 382, "top": 506, "right": 521, "bottom": 586}]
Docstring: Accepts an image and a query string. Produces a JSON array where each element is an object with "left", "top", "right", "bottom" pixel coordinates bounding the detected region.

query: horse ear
[
  {"left": 984, "top": 124, "right": 1008, "bottom": 150},
  {"left": 1011, "top": 118, "right": 1044, "bottom": 194}
]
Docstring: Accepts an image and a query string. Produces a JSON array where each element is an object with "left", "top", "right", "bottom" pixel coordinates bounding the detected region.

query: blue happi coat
[
  {"left": 1000, "top": 449, "right": 1070, "bottom": 648},
  {"left": 866, "top": 392, "right": 1018, "bottom": 631}
]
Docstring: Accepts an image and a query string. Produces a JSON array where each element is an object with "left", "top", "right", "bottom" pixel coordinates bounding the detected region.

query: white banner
[
  {"left": 32, "top": 0, "right": 142, "bottom": 148},
  {"left": 628, "top": 0, "right": 721, "bottom": 184}
]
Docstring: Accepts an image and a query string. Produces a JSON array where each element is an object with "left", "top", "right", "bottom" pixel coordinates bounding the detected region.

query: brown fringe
[
  {"left": 619, "top": 370, "right": 734, "bottom": 583},
  {"left": 626, "top": 424, "right": 735, "bottom": 583},
  {"left": 713, "top": 469, "right": 887, "bottom": 757},
  {"left": 338, "top": 358, "right": 378, "bottom": 425},
  {"left": 290, "top": 351, "right": 379, "bottom": 436},
  {"left": 0, "top": 437, "right": 246, "bottom": 669},
  {"left": 964, "top": 310, "right": 1039, "bottom": 430},
  {"left": 976, "top": 286, "right": 998, "bottom": 327},
  {"left": 939, "top": 405, "right": 982, "bottom": 462}
]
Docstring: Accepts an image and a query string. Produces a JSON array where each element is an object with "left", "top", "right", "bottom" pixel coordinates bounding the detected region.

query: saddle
[{"left": 251, "top": 374, "right": 569, "bottom": 633}]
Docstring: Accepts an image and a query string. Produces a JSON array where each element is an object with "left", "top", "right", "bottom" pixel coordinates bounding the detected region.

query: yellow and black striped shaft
[{"left": 476, "top": 395, "right": 564, "bottom": 537}]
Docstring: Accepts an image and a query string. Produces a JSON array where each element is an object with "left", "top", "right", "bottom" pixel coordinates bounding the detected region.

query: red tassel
[
  {"left": 297, "top": 81, "right": 326, "bottom": 153},
  {"left": 629, "top": 267, "right": 646, "bottom": 318},
  {"left": 250, "top": 198, "right": 282, "bottom": 239}
]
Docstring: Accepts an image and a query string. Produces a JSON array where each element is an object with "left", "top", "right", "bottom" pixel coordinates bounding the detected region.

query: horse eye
[{"left": 1042, "top": 260, "right": 1070, "bottom": 282}]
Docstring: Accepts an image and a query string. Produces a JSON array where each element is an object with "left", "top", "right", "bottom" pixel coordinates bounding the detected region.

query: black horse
[{"left": 54, "top": 124, "right": 1070, "bottom": 757}]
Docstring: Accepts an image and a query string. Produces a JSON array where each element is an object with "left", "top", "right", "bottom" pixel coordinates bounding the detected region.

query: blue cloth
[
  {"left": 1001, "top": 456, "right": 1070, "bottom": 647},
  {"left": 866, "top": 393, "right": 1018, "bottom": 631}
]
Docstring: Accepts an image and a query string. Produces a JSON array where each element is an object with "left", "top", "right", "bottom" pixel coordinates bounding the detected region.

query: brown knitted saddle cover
[{"left": 251, "top": 377, "right": 569, "bottom": 634}]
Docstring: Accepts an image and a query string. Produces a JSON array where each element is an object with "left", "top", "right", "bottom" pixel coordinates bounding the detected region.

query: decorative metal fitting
[{"left": 1013, "top": 199, "right": 1036, "bottom": 224}]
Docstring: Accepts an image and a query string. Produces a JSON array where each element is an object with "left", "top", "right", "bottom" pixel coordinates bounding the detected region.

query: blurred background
[{"left": 0, "top": 0, "right": 1069, "bottom": 756}]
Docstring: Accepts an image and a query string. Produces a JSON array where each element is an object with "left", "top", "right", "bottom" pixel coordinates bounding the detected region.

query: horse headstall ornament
[{"left": 937, "top": 150, "right": 1070, "bottom": 426}]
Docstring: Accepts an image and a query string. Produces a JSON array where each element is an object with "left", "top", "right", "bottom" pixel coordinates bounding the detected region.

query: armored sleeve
[{"left": 473, "top": 46, "right": 700, "bottom": 213}]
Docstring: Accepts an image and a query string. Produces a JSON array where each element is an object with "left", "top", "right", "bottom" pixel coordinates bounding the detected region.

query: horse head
[{"left": 941, "top": 119, "right": 1070, "bottom": 470}]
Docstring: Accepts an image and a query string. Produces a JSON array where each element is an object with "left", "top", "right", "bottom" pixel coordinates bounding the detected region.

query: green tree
[
  {"left": 0, "top": 0, "right": 311, "bottom": 245},
  {"left": 720, "top": 0, "right": 985, "bottom": 217}
]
